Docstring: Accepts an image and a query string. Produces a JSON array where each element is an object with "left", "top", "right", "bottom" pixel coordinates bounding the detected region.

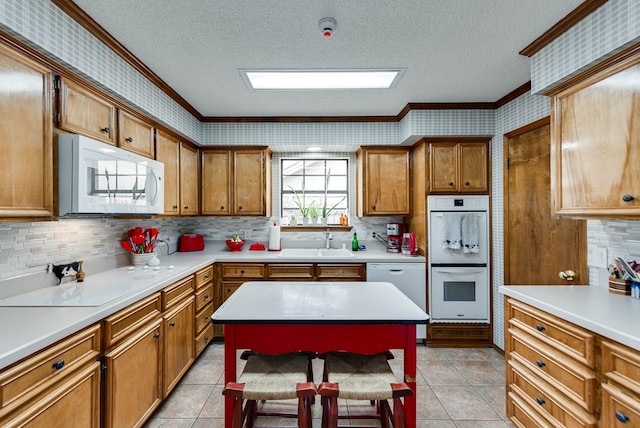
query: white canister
[{"left": 268, "top": 222, "right": 281, "bottom": 251}]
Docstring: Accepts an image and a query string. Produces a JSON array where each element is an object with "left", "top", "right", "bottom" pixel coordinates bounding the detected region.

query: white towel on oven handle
[
  {"left": 461, "top": 213, "right": 479, "bottom": 253},
  {"left": 442, "top": 212, "right": 462, "bottom": 250}
]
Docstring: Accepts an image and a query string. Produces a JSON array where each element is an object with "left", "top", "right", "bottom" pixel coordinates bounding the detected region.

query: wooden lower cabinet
[
  {"left": 163, "top": 296, "right": 195, "bottom": 397},
  {"left": 102, "top": 318, "right": 163, "bottom": 428},
  {"left": 504, "top": 297, "right": 640, "bottom": 428},
  {"left": 427, "top": 323, "right": 492, "bottom": 347}
]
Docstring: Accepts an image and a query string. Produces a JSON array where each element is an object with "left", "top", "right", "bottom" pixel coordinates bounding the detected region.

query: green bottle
[{"left": 352, "top": 232, "right": 359, "bottom": 251}]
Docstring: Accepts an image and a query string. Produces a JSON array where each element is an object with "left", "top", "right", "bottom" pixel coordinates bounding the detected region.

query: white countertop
[
  {"left": 213, "top": 281, "right": 429, "bottom": 323},
  {"left": 500, "top": 285, "right": 640, "bottom": 352},
  {"left": 0, "top": 241, "right": 424, "bottom": 370}
]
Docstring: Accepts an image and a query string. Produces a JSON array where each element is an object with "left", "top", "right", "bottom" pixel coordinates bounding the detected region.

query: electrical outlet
[{"left": 593, "top": 247, "right": 608, "bottom": 269}]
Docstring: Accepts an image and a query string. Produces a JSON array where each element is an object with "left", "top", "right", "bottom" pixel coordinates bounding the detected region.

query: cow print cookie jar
[{"left": 48, "top": 261, "right": 81, "bottom": 285}]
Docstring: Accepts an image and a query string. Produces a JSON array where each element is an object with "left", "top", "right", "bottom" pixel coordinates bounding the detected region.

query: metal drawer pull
[
  {"left": 204, "top": 316, "right": 210, "bottom": 321},
  {"left": 616, "top": 412, "right": 630, "bottom": 423},
  {"left": 536, "top": 360, "right": 546, "bottom": 368},
  {"left": 52, "top": 360, "right": 65, "bottom": 370},
  {"left": 536, "top": 324, "right": 545, "bottom": 332},
  {"left": 204, "top": 294, "right": 209, "bottom": 299},
  {"left": 536, "top": 397, "right": 545, "bottom": 406},
  {"left": 170, "top": 322, "right": 176, "bottom": 327},
  {"left": 125, "top": 137, "right": 133, "bottom": 143},
  {"left": 154, "top": 333, "right": 160, "bottom": 339}
]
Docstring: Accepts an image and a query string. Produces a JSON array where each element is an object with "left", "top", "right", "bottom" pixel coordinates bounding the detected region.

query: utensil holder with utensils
[{"left": 608, "top": 277, "right": 632, "bottom": 295}]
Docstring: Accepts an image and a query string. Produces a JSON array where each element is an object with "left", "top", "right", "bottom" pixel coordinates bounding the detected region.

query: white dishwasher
[{"left": 367, "top": 263, "right": 427, "bottom": 340}]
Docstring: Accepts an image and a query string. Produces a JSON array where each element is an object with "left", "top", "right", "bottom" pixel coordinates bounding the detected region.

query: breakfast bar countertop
[{"left": 500, "top": 284, "right": 640, "bottom": 352}]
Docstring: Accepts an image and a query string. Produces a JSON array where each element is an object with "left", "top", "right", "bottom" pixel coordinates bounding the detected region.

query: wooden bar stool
[
  {"left": 222, "top": 351, "right": 317, "bottom": 428},
  {"left": 318, "top": 351, "right": 413, "bottom": 428}
]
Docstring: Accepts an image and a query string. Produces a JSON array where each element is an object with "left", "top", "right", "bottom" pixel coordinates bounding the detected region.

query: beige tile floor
[{"left": 144, "top": 342, "right": 516, "bottom": 428}]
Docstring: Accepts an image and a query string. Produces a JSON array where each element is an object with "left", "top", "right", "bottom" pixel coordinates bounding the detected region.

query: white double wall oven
[{"left": 428, "top": 195, "right": 490, "bottom": 324}]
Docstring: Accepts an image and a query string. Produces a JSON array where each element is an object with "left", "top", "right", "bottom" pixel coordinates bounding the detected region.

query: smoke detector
[{"left": 319, "top": 18, "right": 337, "bottom": 38}]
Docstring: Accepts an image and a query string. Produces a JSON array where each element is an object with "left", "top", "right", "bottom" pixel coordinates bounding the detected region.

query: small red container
[
  {"left": 178, "top": 234, "right": 205, "bottom": 252},
  {"left": 225, "top": 239, "right": 245, "bottom": 252}
]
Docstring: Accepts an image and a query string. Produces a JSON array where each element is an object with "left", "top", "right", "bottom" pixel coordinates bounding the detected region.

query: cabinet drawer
[
  {"left": 195, "top": 302, "right": 214, "bottom": 335},
  {"left": 508, "top": 391, "right": 553, "bottom": 428},
  {"left": 0, "top": 324, "right": 100, "bottom": 411},
  {"left": 103, "top": 293, "right": 161, "bottom": 348},
  {"left": 195, "top": 283, "right": 214, "bottom": 313},
  {"left": 509, "top": 328, "right": 596, "bottom": 412},
  {"left": 220, "top": 263, "right": 265, "bottom": 279},
  {"left": 162, "top": 276, "right": 195, "bottom": 310},
  {"left": 222, "top": 282, "right": 243, "bottom": 302},
  {"left": 602, "top": 340, "right": 640, "bottom": 396},
  {"left": 195, "top": 324, "right": 214, "bottom": 357},
  {"left": 602, "top": 383, "right": 640, "bottom": 427},
  {"left": 267, "top": 264, "right": 314, "bottom": 280},
  {"left": 508, "top": 360, "right": 596, "bottom": 428},
  {"left": 195, "top": 266, "right": 213, "bottom": 289},
  {"left": 316, "top": 264, "right": 365, "bottom": 281},
  {"left": 508, "top": 298, "right": 594, "bottom": 367}
]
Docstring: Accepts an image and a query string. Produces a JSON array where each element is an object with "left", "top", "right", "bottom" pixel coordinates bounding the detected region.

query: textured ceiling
[{"left": 71, "top": 0, "right": 583, "bottom": 118}]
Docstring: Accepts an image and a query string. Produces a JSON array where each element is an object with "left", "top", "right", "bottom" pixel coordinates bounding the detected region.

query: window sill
[{"left": 281, "top": 225, "right": 353, "bottom": 232}]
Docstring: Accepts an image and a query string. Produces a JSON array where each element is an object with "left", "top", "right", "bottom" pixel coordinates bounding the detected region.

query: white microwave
[{"left": 58, "top": 134, "right": 164, "bottom": 216}]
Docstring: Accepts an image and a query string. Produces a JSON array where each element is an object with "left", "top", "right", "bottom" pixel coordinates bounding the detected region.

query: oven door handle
[{"left": 434, "top": 268, "right": 486, "bottom": 274}]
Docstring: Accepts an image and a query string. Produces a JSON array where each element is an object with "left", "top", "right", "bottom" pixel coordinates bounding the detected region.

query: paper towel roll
[{"left": 268, "top": 223, "right": 281, "bottom": 251}]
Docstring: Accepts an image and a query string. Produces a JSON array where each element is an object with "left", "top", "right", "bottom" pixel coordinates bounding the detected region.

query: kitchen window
[{"left": 281, "top": 159, "right": 348, "bottom": 224}]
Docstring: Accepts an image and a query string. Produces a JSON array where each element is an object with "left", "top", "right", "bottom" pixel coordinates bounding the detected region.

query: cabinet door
[
  {"left": 0, "top": 43, "right": 53, "bottom": 218},
  {"left": 163, "top": 297, "right": 195, "bottom": 397},
  {"left": 553, "top": 62, "right": 640, "bottom": 217},
  {"left": 58, "top": 77, "right": 115, "bottom": 145},
  {"left": 234, "top": 149, "right": 266, "bottom": 215},
  {"left": 429, "top": 143, "right": 458, "bottom": 192},
  {"left": 118, "top": 110, "right": 155, "bottom": 158},
  {"left": 201, "top": 150, "right": 231, "bottom": 215},
  {"left": 103, "top": 319, "right": 163, "bottom": 428},
  {"left": 3, "top": 362, "right": 101, "bottom": 428},
  {"left": 361, "top": 148, "right": 410, "bottom": 215},
  {"left": 459, "top": 143, "right": 488, "bottom": 193},
  {"left": 179, "top": 143, "right": 199, "bottom": 215},
  {"left": 156, "top": 131, "right": 180, "bottom": 215}
]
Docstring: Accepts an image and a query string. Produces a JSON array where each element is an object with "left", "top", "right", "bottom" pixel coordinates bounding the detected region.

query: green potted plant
[
  {"left": 309, "top": 205, "right": 320, "bottom": 224},
  {"left": 288, "top": 183, "right": 310, "bottom": 224},
  {"left": 321, "top": 169, "right": 346, "bottom": 224}
]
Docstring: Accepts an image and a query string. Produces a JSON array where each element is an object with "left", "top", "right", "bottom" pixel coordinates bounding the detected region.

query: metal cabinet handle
[
  {"left": 238, "top": 206, "right": 243, "bottom": 210},
  {"left": 172, "top": 205, "right": 178, "bottom": 209},
  {"left": 204, "top": 274, "right": 210, "bottom": 279},
  {"left": 184, "top": 205, "right": 189, "bottom": 210},
  {"left": 227, "top": 288, "right": 232, "bottom": 293},
  {"left": 465, "top": 181, "right": 470, "bottom": 186},
  {"left": 100, "top": 127, "right": 110, "bottom": 133},
  {"left": 170, "top": 322, "right": 176, "bottom": 327},
  {"left": 204, "top": 316, "right": 210, "bottom": 321},
  {"left": 204, "top": 294, "right": 209, "bottom": 299},
  {"left": 371, "top": 205, "right": 376, "bottom": 210},
  {"left": 616, "top": 412, "right": 630, "bottom": 423},
  {"left": 204, "top": 335, "right": 209, "bottom": 342},
  {"left": 536, "top": 324, "right": 545, "bottom": 332},
  {"left": 240, "top": 270, "right": 245, "bottom": 274},
  {"left": 622, "top": 194, "right": 635, "bottom": 202},
  {"left": 53, "top": 360, "right": 65, "bottom": 370},
  {"left": 220, "top": 206, "right": 224, "bottom": 210},
  {"left": 449, "top": 182, "right": 454, "bottom": 186},
  {"left": 154, "top": 333, "right": 160, "bottom": 339},
  {"left": 536, "top": 397, "right": 545, "bottom": 406},
  {"left": 558, "top": 270, "right": 576, "bottom": 281},
  {"left": 125, "top": 137, "right": 133, "bottom": 143},
  {"left": 536, "top": 360, "right": 546, "bottom": 368}
]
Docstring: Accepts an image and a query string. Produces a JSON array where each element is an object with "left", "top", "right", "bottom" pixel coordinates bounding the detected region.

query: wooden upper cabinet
[
  {"left": 428, "top": 141, "right": 488, "bottom": 194},
  {"left": 156, "top": 130, "right": 180, "bottom": 215},
  {"left": 179, "top": 142, "right": 199, "bottom": 215},
  {"left": 57, "top": 77, "right": 116, "bottom": 145},
  {"left": 551, "top": 55, "right": 640, "bottom": 218},
  {"left": 201, "top": 149, "right": 231, "bottom": 215},
  {"left": 234, "top": 148, "right": 270, "bottom": 215},
  {"left": 357, "top": 147, "right": 410, "bottom": 216},
  {"left": 0, "top": 42, "right": 53, "bottom": 219},
  {"left": 118, "top": 110, "right": 155, "bottom": 158},
  {"left": 201, "top": 147, "right": 271, "bottom": 216}
]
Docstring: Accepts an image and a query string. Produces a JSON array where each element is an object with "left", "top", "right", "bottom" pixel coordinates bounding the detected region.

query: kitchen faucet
[{"left": 325, "top": 229, "right": 333, "bottom": 249}]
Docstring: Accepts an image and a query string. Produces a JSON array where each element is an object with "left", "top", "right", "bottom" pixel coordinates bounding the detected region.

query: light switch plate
[{"left": 593, "top": 247, "right": 608, "bottom": 269}]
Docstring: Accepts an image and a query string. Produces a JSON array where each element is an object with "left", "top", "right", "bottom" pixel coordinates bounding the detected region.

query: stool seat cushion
[
  {"left": 325, "top": 352, "right": 398, "bottom": 400},
  {"left": 238, "top": 353, "right": 310, "bottom": 400}
]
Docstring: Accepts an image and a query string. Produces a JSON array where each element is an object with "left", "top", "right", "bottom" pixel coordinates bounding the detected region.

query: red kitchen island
[{"left": 211, "top": 281, "right": 429, "bottom": 428}]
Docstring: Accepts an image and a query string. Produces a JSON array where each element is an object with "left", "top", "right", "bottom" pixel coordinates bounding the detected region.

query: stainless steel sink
[{"left": 277, "top": 248, "right": 355, "bottom": 258}]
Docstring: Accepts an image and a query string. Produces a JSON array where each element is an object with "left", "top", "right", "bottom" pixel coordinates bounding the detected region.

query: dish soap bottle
[{"left": 351, "top": 232, "right": 359, "bottom": 251}]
